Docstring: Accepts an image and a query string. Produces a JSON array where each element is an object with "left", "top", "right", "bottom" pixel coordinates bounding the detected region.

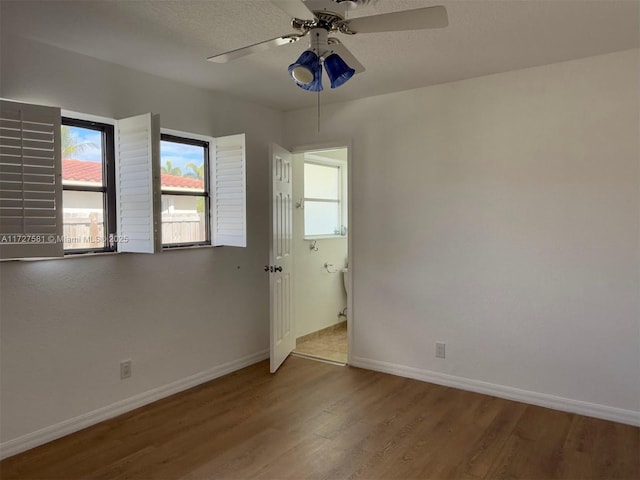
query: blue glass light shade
[
  {"left": 323, "top": 53, "right": 355, "bottom": 89},
  {"left": 288, "top": 50, "right": 323, "bottom": 92}
]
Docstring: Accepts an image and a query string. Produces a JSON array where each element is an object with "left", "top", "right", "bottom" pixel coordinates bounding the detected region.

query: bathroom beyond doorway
[
  {"left": 293, "top": 321, "right": 347, "bottom": 364},
  {"left": 292, "top": 146, "right": 349, "bottom": 365}
]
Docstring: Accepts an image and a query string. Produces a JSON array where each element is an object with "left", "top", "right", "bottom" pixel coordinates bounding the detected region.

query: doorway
[{"left": 290, "top": 146, "right": 349, "bottom": 365}]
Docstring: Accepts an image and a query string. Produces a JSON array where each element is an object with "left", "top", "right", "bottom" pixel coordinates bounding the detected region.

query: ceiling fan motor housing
[
  {"left": 333, "top": 0, "right": 374, "bottom": 7},
  {"left": 302, "top": 0, "right": 371, "bottom": 21},
  {"left": 309, "top": 28, "right": 330, "bottom": 57}
]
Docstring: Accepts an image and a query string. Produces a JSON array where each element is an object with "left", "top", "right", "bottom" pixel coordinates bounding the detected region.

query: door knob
[
  {"left": 264, "top": 265, "right": 272, "bottom": 272},
  {"left": 274, "top": 266, "right": 283, "bottom": 272}
]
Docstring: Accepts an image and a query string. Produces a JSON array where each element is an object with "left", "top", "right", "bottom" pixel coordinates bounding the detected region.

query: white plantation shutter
[
  {"left": 212, "top": 133, "right": 246, "bottom": 247},
  {"left": 0, "top": 100, "right": 62, "bottom": 259},
  {"left": 116, "top": 113, "right": 161, "bottom": 253}
]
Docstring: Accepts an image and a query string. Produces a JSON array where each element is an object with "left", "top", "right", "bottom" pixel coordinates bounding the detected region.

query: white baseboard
[
  {"left": 350, "top": 356, "right": 640, "bottom": 427},
  {"left": 0, "top": 349, "right": 269, "bottom": 460}
]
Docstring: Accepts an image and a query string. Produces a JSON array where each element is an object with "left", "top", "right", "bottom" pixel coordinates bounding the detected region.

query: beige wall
[
  {"left": 1, "top": 32, "right": 638, "bottom": 456},
  {"left": 285, "top": 49, "right": 640, "bottom": 421},
  {"left": 0, "top": 34, "right": 282, "bottom": 451}
]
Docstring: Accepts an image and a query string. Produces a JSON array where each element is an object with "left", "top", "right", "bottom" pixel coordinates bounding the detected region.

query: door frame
[{"left": 290, "top": 140, "right": 353, "bottom": 365}]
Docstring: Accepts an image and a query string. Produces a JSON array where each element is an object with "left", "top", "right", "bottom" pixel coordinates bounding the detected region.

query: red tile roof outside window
[{"left": 62, "top": 159, "right": 205, "bottom": 189}]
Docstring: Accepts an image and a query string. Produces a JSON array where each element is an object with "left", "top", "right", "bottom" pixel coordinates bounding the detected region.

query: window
[
  {"left": 303, "top": 152, "right": 347, "bottom": 238},
  {"left": 1, "top": 100, "right": 247, "bottom": 259},
  {"left": 160, "top": 134, "right": 209, "bottom": 247},
  {"left": 61, "top": 117, "right": 116, "bottom": 252}
]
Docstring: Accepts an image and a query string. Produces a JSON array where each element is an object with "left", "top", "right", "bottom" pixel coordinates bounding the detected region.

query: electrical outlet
[
  {"left": 120, "top": 360, "right": 132, "bottom": 379},
  {"left": 435, "top": 342, "right": 446, "bottom": 359}
]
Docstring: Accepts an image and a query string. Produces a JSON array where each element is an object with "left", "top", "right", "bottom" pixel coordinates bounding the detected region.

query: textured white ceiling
[{"left": 1, "top": 0, "right": 638, "bottom": 111}]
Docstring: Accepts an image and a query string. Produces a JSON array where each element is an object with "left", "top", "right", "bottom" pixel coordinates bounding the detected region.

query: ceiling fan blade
[
  {"left": 327, "top": 38, "right": 365, "bottom": 73},
  {"left": 271, "top": 0, "right": 316, "bottom": 20},
  {"left": 207, "top": 34, "right": 303, "bottom": 63},
  {"left": 345, "top": 5, "right": 448, "bottom": 34}
]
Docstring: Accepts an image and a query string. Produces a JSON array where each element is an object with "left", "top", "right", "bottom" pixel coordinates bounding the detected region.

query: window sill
[
  {"left": 162, "top": 244, "right": 218, "bottom": 252},
  {"left": 2, "top": 244, "right": 221, "bottom": 262},
  {"left": 2, "top": 251, "right": 121, "bottom": 262},
  {"left": 304, "top": 235, "right": 348, "bottom": 241}
]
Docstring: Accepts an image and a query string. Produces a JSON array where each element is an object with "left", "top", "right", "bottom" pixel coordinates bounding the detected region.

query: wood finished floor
[
  {"left": 1, "top": 356, "right": 638, "bottom": 480},
  {"left": 293, "top": 323, "right": 348, "bottom": 364}
]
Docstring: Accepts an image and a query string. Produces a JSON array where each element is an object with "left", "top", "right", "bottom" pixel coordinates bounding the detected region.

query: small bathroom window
[{"left": 303, "top": 150, "right": 347, "bottom": 238}]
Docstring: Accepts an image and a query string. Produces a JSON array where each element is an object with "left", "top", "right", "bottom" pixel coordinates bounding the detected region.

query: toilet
[{"left": 342, "top": 267, "right": 349, "bottom": 296}]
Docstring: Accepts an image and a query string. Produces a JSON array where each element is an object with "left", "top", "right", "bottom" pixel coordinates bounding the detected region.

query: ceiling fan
[{"left": 207, "top": 0, "right": 448, "bottom": 92}]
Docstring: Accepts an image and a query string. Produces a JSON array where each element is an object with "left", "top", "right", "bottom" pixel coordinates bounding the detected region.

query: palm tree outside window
[
  {"left": 61, "top": 117, "right": 116, "bottom": 252},
  {"left": 160, "top": 134, "right": 209, "bottom": 246}
]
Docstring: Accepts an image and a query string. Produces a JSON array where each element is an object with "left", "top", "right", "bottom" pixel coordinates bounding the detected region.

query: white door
[{"left": 269, "top": 143, "right": 295, "bottom": 372}]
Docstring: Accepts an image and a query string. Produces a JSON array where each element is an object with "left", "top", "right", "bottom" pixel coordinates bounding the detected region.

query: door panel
[{"left": 270, "top": 144, "right": 295, "bottom": 372}]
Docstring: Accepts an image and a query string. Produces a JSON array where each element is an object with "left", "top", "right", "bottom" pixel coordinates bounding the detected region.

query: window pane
[
  {"left": 304, "top": 201, "right": 340, "bottom": 236},
  {"left": 62, "top": 190, "right": 105, "bottom": 249},
  {"left": 61, "top": 125, "right": 103, "bottom": 186},
  {"left": 304, "top": 163, "right": 339, "bottom": 199},
  {"left": 161, "top": 194, "right": 206, "bottom": 244},
  {"left": 160, "top": 141, "right": 205, "bottom": 193}
]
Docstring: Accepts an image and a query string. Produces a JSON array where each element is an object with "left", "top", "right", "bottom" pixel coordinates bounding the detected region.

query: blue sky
[
  {"left": 68, "top": 127, "right": 204, "bottom": 175},
  {"left": 69, "top": 127, "right": 102, "bottom": 162},
  {"left": 160, "top": 141, "right": 204, "bottom": 175}
]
